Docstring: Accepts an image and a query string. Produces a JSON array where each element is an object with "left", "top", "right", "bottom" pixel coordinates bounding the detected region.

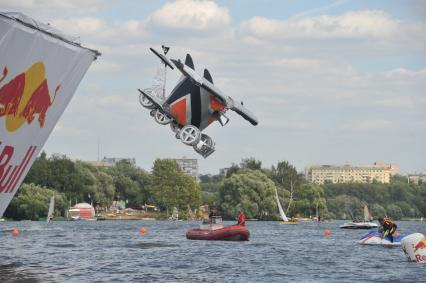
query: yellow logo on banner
[{"left": 0, "top": 62, "right": 60, "bottom": 132}]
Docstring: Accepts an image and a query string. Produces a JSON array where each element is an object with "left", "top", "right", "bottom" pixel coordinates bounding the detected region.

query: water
[{"left": 1, "top": 220, "right": 425, "bottom": 282}]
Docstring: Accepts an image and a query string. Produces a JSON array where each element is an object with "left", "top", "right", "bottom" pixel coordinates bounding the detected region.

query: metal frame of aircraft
[{"left": 138, "top": 46, "right": 258, "bottom": 158}]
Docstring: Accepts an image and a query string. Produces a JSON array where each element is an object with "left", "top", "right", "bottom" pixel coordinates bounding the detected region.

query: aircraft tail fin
[
  {"left": 185, "top": 54, "right": 194, "bottom": 69},
  {"left": 203, "top": 69, "right": 213, "bottom": 84}
]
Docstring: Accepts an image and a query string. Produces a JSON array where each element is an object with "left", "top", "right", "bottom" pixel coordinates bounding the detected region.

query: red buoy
[
  {"left": 325, "top": 229, "right": 331, "bottom": 236},
  {"left": 12, "top": 228, "right": 19, "bottom": 236},
  {"left": 139, "top": 227, "right": 148, "bottom": 234}
]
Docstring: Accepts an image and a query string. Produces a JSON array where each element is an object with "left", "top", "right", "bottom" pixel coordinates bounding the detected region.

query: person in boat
[
  {"left": 378, "top": 217, "right": 397, "bottom": 242},
  {"left": 237, "top": 210, "right": 246, "bottom": 226},
  {"left": 209, "top": 207, "right": 218, "bottom": 223}
]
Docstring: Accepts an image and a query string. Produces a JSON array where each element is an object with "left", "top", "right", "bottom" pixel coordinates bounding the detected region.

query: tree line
[
  {"left": 200, "top": 158, "right": 426, "bottom": 221},
  {"left": 5, "top": 152, "right": 201, "bottom": 220},
  {"left": 4, "top": 154, "right": 426, "bottom": 221}
]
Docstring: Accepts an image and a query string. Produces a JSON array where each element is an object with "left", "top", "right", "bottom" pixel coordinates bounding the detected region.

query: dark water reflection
[{"left": 1, "top": 220, "right": 426, "bottom": 282}]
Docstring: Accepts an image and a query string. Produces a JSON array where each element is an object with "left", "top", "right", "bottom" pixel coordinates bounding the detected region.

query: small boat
[
  {"left": 46, "top": 194, "right": 55, "bottom": 224},
  {"left": 186, "top": 216, "right": 249, "bottom": 241},
  {"left": 169, "top": 207, "right": 179, "bottom": 221},
  {"left": 340, "top": 204, "right": 378, "bottom": 229},
  {"left": 359, "top": 230, "right": 404, "bottom": 246},
  {"left": 274, "top": 187, "right": 298, "bottom": 225},
  {"left": 68, "top": 203, "right": 97, "bottom": 221}
]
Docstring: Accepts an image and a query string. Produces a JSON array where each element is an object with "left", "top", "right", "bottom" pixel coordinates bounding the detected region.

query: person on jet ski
[{"left": 378, "top": 217, "right": 397, "bottom": 243}]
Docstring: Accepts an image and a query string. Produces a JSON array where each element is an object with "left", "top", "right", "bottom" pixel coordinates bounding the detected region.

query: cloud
[
  {"left": 344, "top": 119, "right": 393, "bottom": 132},
  {"left": 238, "top": 10, "right": 426, "bottom": 53},
  {"left": 148, "top": 0, "right": 231, "bottom": 32},
  {"left": 240, "top": 11, "right": 399, "bottom": 40},
  {"left": 0, "top": 0, "right": 107, "bottom": 18},
  {"left": 50, "top": 17, "right": 148, "bottom": 43}
]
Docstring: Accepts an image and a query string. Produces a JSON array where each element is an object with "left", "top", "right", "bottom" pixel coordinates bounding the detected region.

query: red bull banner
[{"left": 0, "top": 12, "right": 100, "bottom": 217}]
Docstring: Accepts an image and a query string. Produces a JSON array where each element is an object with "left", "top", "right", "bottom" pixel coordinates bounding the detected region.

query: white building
[
  {"left": 174, "top": 158, "right": 198, "bottom": 179},
  {"left": 408, "top": 174, "right": 426, "bottom": 184},
  {"left": 305, "top": 162, "right": 398, "bottom": 184}
]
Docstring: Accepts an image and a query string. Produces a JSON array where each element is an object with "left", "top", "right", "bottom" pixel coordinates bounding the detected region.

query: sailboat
[
  {"left": 315, "top": 201, "right": 320, "bottom": 222},
  {"left": 187, "top": 205, "right": 196, "bottom": 220},
  {"left": 46, "top": 194, "right": 55, "bottom": 223},
  {"left": 340, "top": 203, "right": 379, "bottom": 229},
  {"left": 275, "top": 188, "right": 298, "bottom": 225},
  {"left": 169, "top": 207, "right": 179, "bottom": 221}
]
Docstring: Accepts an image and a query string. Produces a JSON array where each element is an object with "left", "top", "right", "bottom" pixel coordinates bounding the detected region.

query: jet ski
[{"left": 358, "top": 229, "right": 404, "bottom": 246}]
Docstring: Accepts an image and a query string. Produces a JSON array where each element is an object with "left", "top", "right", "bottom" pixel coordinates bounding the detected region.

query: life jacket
[{"left": 383, "top": 218, "right": 395, "bottom": 229}]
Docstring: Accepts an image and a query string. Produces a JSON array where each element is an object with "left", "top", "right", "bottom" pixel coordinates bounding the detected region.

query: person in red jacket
[{"left": 237, "top": 210, "right": 246, "bottom": 226}]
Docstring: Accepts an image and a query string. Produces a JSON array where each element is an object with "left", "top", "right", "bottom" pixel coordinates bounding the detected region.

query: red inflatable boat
[{"left": 186, "top": 216, "right": 250, "bottom": 241}]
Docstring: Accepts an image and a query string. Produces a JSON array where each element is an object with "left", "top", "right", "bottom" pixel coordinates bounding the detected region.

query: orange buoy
[
  {"left": 139, "top": 227, "right": 148, "bottom": 234},
  {"left": 325, "top": 229, "right": 331, "bottom": 236},
  {"left": 12, "top": 228, "right": 19, "bottom": 236}
]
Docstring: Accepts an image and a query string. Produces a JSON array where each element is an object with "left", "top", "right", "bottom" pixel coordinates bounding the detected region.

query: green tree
[
  {"left": 149, "top": 159, "right": 201, "bottom": 213},
  {"left": 370, "top": 203, "right": 386, "bottom": 219},
  {"left": 386, "top": 204, "right": 403, "bottom": 220},
  {"left": 5, "top": 183, "right": 67, "bottom": 220},
  {"left": 219, "top": 169, "right": 276, "bottom": 220},
  {"left": 271, "top": 161, "right": 304, "bottom": 214},
  {"left": 107, "top": 160, "right": 151, "bottom": 208},
  {"left": 240, "top": 158, "right": 262, "bottom": 170},
  {"left": 292, "top": 183, "right": 326, "bottom": 218}
]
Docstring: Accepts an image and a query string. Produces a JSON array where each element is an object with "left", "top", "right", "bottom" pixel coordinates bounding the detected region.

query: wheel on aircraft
[
  {"left": 193, "top": 134, "right": 215, "bottom": 157},
  {"left": 154, "top": 109, "right": 171, "bottom": 125},
  {"left": 179, "top": 125, "right": 201, "bottom": 145}
]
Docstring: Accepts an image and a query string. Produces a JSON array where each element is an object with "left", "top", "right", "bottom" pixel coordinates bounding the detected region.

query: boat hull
[
  {"left": 186, "top": 224, "right": 250, "bottom": 241},
  {"left": 340, "top": 222, "right": 379, "bottom": 229}
]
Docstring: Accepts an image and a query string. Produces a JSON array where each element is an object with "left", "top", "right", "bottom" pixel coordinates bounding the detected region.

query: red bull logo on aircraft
[{"left": 0, "top": 61, "right": 60, "bottom": 132}]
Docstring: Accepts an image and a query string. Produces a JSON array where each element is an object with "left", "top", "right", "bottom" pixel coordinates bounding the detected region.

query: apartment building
[{"left": 305, "top": 162, "right": 398, "bottom": 184}]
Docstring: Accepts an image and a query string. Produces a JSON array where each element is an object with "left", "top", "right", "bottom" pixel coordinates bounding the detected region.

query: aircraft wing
[
  {"left": 150, "top": 48, "right": 174, "bottom": 69},
  {"left": 229, "top": 98, "right": 259, "bottom": 126},
  {"left": 138, "top": 88, "right": 164, "bottom": 109},
  {"left": 202, "top": 81, "right": 258, "bottom": 126}
]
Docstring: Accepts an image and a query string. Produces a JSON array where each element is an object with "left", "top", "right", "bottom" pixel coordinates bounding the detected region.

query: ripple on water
[
  {"left": 133, "top": 241, "right": 180, "bottom": 249},
  {"left": 0, "top": 262, "right": 40, "bottom": 283}
]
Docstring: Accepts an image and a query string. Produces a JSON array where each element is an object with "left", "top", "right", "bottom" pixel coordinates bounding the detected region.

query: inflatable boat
[
  {"left": 358, "top": 230, "right": 404, "bottom": 246},
  {"left": 186, "top": 216, "right": 250, "bottom": 241}
]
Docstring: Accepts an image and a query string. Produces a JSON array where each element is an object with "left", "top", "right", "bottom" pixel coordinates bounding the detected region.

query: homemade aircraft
[{"left": 138, "top": 46, "right": 258, "bottom": 158}]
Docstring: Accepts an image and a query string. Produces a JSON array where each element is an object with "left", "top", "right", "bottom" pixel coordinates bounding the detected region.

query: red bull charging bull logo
[
  {"left": 414, "top": 238, "right": 426, "bottom": 252},
  {"left": 0, "top": 61, "right": 60, "bottom": 132}
]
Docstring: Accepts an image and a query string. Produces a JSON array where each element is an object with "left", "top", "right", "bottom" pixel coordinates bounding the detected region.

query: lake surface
[{"left": 1, "top": 220, "right": 425, "bottom": 282}]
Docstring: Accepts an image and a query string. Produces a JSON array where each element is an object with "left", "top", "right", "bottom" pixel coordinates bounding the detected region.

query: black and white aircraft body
[{"left": 138, "top": 46, "right": 258, "bottom": 158}]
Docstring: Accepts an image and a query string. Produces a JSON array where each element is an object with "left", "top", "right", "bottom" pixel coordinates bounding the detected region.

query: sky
[{"left": 1, "top": 0, "right": 425, "bottom": 175}]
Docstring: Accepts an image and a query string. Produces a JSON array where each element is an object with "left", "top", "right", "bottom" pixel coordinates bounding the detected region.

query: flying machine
[{"left": 138, "top": 46, "right": 258, "bottom": 158}]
